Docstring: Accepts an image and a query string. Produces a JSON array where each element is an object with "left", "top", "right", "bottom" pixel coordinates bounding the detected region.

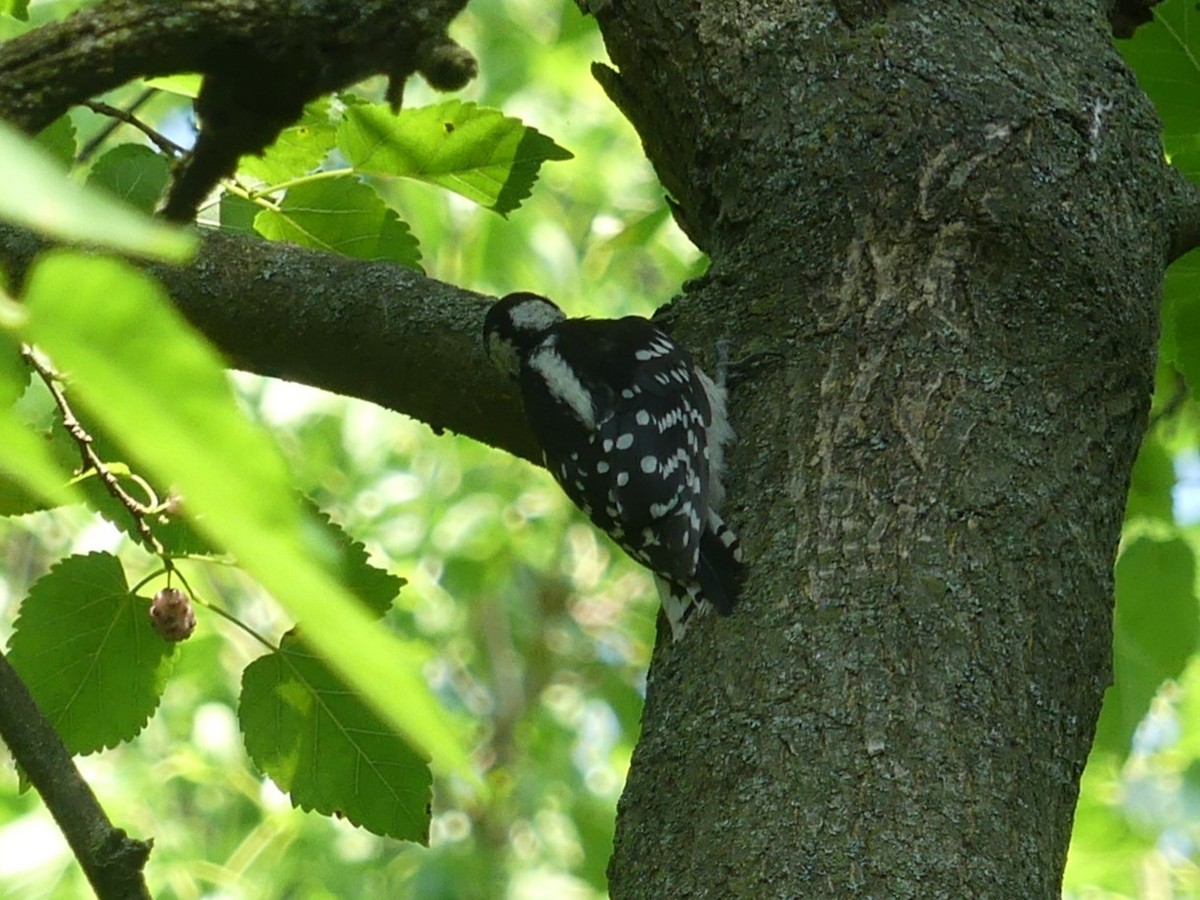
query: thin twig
[
  {"left": 21, "top": 345, "right": 169, "bottom": 560},
  {"left": 77, "top": 89, "right": 179, "bottom": 161},
  {"left": 0, "top": 649, "right": 153, "bottom": 899}
]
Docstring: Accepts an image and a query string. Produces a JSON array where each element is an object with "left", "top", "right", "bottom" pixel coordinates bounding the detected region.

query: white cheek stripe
[{"left": 530, "top": 348, "right": 596, "bottom": 428}]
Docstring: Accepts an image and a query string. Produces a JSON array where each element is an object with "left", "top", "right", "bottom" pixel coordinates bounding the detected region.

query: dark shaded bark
[{"left": 0, "top": 651, "right": 151, "bottom": 899}]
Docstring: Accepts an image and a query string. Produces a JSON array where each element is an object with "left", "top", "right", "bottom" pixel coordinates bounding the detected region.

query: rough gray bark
[
  {"left": 593, "top": 2, "right": 1187, "bottom": 896},
  {"left": 1, "top": 0, "right": 1199, "bottom": 897}
]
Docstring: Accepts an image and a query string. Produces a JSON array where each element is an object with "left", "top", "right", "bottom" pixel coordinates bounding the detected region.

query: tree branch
[
  {"left": 0, "top": 649, "right": 152, "bottom": 899},
  {"left": 0, "top": 223, "right": 540, "bottom": 463},
  {"left": 0, "top": 0, "right": 471, "bottom": 133},
  {"left": 0, "top": 0, "right": 475, "bottom": 221},
  {"left": 1165, "top": 167, "right": 1200, "bottom": 264}
]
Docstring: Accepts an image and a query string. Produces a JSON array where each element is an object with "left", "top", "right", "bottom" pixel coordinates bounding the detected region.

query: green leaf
[
  {"left": 0, "top": 409, "right": 77, "bottom": 512},
  {"left": 0, "top": 324, "right": 27, "bottom": 409},
  {"left": 20, "top": 251, "right": 468, "bottom": 778},
  {"left": 219, "top": 193, "right": 260, "bottom": 236},
  {"left": 1164, "top": 248, "right": 1200, "bottom": 377},
  {"left": 6, "top": 552, "right": 176, "bottom": 754},
  {"left": 34, "top": 116, "right": 76, "bottom": 167},
  {"left": 306, "top": 500, "right": 404, "bottom": 618},
  {"left": 254, "top": 177, "right": 421, "bottom": 267},
  {"left": 40, "top": 414, "right": 219, "bottom": 555},
  {"left": 1093, "top": 536, "right": 1199, "bottom": 757},
  {"left": 144, "top": 74, "right": 201, "bottom": 98},
  {"left": 1, "top": 0, "right": 29, "bottom": 20},
  {"left": 0, "top": 120, "right": 194, "bottom": 262},
  {"left": 240, "top": 633, "right": 431, "bottom": 842},
  {"left": 1124, "top": 432, "right": 1175, "bottom": 522},
  {"left": 1121, "top": 4, "right": 1200, "bottom": 180},
  {"left": 87, "top": 144, "right": 171, "bottom": 214},
  {"left": 338, "top": 100, "right": 573, "bottom": 214},
  {"left": 239, "top": 99, "right": 337, "bottom": 184}
]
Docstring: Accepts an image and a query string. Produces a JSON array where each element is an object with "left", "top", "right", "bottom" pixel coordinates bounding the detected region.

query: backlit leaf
[
  {"left": 338, "top": 100, "right": 572, "bottom": 214},
  {"left": 241, "top": 633, "right": 431, "bottom": 843},
  {"left": 7, "top": 552, "right": 175, "bottom": 753}
]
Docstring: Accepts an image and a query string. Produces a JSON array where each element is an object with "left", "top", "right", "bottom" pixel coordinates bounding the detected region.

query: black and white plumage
[{"left": 483, "top": 291, "right": 743, "bottom": 640}]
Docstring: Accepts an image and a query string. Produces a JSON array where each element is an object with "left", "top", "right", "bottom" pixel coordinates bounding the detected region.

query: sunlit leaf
[
  {"left": 1093, "top": 536, "right": 1199, "bottom": 757},
  {"left": 0, "top": 409, "right": 77, "bottom": 512},
  {"left": 338, "top": 100, "right": 573, "bottom": 214},
  {"left": 7, "top": 552, "right": 176, "bottom": 753},
  {"left": 0, "top": 323, "right": 27, "bottom": 409},
  {"left": 1124, "top": 432, "right": 1175, "bottom": 522},
  {"left": 19, "top": 251, "right": 468, "bottom": 777},
  {"left": 255, "top": 177, "right": 421, "bottom": 267},
  {"left": 87, "top": 143, "right": 171, "bottom": 214},
  {"left": 1062, "top": 755, "right": 1145, "bottom": 894},
  {"left": 34, "top": 115, "right": 75, "bottom": 167},
  {"left": 240, "top": 633, "right": 431, "bottom": 843},
  {"left": 0, "top": 121, "right": 194, "bottom": 262},
  {"left": 0, "top": 0, "right": 29, "bottom": 20},
  {"left": 240, "top": 98, "right": 337, "bottom": 184},
  {"left": 144, "top": 73, "right": 202, "bottom": 98}
]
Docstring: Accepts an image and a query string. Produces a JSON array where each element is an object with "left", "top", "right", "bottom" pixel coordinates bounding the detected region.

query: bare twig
[
  {"left": 0, "top": 649, "right": 153, "bottom": 899},
  {"left": 21, "top": 345, "right": 169, "bottom": 559},
  {"left": 77, "top": 88, "right": 160, "bottom": 162},
  {"left": 82, "top": 97, "right": 186, "bottom": 159}
]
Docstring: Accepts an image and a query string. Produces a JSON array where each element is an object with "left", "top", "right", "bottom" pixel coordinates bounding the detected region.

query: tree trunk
[
  {"left": 1, "top": 0, "right": 1196, "bottom": 895},
  {"left": 596, "top": 3, "right": 1182, "bottom": 895}
]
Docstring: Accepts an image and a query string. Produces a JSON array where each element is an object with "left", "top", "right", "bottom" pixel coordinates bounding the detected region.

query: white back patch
[{"left": 529, "top": 346, "right": 596, "bottom": 429}]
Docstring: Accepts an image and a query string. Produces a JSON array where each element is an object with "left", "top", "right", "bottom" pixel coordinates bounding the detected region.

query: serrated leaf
[
  {"left": 87, "top": 144, "right": 171, "bottom": 214},
  {"left": 20, "top": 252, "right": 468, "bottom": 778},
  {"left": 338, "top": 100, "right": 573, "bottom": 214},
  {"left": 7, "top": 552, "right": 176, "bottom": 754},
  {"left": 0, "top": 120, "right": 194, "bottom": 262},
  {"left": 240, "top": 99, "right": 337, "bottom": 184},
  {"left": 1093, "top": 537, "right": 1199, "bottom": 757},
  {"left": 255, "top": 177, "right": 421, "bottom": 267},
  {"left": 306, "top": 500, "right": 404, "bottom": 618},
  {"left": 240, "top": 635, "right": 431, "bottom": 842}
]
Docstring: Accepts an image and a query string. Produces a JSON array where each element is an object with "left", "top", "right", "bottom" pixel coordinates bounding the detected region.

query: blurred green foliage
[{"left": 7, "top": 0, "right": 1200, "bottom": 897}]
